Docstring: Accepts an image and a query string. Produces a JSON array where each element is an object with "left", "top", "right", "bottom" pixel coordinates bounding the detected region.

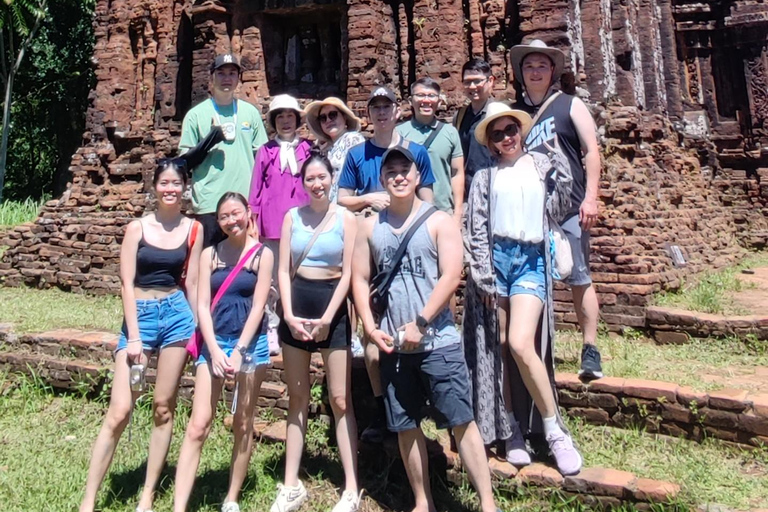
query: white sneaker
[
  {"left": 331, "top": 490, "right": 363, "bottom": 512},
  {"left": 270, "top": 481, "right": 308, "bottom": 512},
  {"left": 221, "top": 502, "right": 240, "bottom": 512}
]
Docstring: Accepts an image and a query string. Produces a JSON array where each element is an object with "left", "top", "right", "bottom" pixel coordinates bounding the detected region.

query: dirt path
[{"left": 732, "top": 266, "right": 768, "bottom": 315}]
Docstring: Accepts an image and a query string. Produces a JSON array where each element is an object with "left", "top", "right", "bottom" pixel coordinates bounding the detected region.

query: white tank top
[{"left": 492, "top": 153, "right": 545, "bottom": 243}]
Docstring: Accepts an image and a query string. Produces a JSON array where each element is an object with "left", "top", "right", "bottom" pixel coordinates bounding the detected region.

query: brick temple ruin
[{"left": 1, "top": 0, "right": 767, "bottom": 329}]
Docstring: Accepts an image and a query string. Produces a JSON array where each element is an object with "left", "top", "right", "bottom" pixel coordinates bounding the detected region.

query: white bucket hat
[
  {"left": 509, "top": 39, "right": 566, "bottom": 86},
  {"left": 268, "top": 94, "right": 304, "bottom": 129},
  {"left": 474, "top": 102, "right": 533, "bottom": 147}
]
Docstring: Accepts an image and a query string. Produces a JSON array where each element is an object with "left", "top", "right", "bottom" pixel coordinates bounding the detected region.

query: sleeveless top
[
  {"left": 370, "top": 202, "right": 460, "bottom": 353},
  {"left": 134, "top": 221, "right": 190, "bottom": 288},
  {"left": 492, "top": 154, "right": 545, "bottom": 243},
  {"left": 515, "top": 93, "right": 584, "bottom": 220},
  {"left": 210, "top": 245, "right": 264, "bottom": 338},
  {"left": 289, "top": 207, "right": 345, "bottom": 268}
]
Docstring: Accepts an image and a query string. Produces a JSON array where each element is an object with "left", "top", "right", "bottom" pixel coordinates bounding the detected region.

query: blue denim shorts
[
  {"left": 492, "top": 237, "right": 546, "bottom": 302},
  {"left": 196, "top": 333, "right": 270, "bottom": 367},
  {"left": 561, "top": 215, "right": 592, "bottom": 286},
  {"left": 117, "top": 290, "right": 195, "bottom": 352}
]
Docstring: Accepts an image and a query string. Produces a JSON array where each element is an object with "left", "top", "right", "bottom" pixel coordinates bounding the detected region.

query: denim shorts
[
  {"left": 379, "top": 343, "right": 475, "bottom": 432},
  {"left": 117, "top": 290, "right": 195, "bottom": 352},
  {"left": 492, "top": 237, "right": 546, "bottom": 302},
  {"left": 561, "top": 215, "right": 592, "bottom": 286},
  {"left": 196, "top": 333, "right": 270, "bottom": 368}
]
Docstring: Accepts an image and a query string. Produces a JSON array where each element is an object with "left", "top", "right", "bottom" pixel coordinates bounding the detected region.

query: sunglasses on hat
[
  {"left": 318, "top": 110, "right": 339, "bottom": 124},
  {"left": 489, "top": 123, "right": 519, "bottom": 143}
]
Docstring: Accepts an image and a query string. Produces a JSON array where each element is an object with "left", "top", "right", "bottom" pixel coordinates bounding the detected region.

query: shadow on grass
[{"left": 103, "top": 462, "right": 177, "bottom": 509}]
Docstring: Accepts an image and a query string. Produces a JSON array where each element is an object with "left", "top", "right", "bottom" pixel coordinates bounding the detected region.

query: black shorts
[
  {"left": 278, "top": 274, "right": 350, "bottom": 352},
  {"left": 194, "top": 213, "right": 226, "bottom": 249},
  {"left": 380, "top": 343, "right": 475, "bottom": 432}
]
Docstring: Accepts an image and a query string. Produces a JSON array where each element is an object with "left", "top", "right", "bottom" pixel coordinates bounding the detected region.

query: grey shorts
[{"left": 561, "top": 215, "right": 592, "bottom": 287}]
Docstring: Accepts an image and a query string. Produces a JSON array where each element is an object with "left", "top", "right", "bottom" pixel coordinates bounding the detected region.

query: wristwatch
[
  {"left": 416, "top": 314, "right": 429, "bottom": 331},
  {"left": 236, "top": 345, "right": 248, "bottom": 356}
]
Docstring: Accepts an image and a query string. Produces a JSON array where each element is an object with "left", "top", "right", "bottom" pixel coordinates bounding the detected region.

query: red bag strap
[
  {"left": 181, "top": 220, "right": 201, "bottom": 286},
  {"left": 210, "top": 242, "right": 262, "bottom": 311}
]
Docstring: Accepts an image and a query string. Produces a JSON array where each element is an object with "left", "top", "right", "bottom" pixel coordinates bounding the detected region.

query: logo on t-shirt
[
  {"left": 379, "top": 247, "right": 425, "bottom": 279},
  {"left": 526, "top": 116, "right": 556, "bottom": 149}
]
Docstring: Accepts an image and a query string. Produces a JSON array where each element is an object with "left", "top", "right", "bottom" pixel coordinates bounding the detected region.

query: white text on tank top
[{"left": 492, "top": 154, "right": 545, "bottom": 243}]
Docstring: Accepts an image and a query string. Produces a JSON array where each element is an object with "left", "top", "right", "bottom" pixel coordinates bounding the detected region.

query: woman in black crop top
[
  {"left": 80, "top": 160, "right": 204, "bottom": 512},
  {"left": 174, "top": 192, "right": 274, "bottom": 512}
]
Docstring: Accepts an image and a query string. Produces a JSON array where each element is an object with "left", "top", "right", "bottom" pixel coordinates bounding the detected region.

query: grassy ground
[
  {"left": 653, "top": 252, "right": 768, "bottom": 315},
  {"left": 0, "top": 197, "right": 45, "bottom": 228},
  {"left": 0, "top": 286, "right": 122, "bottom": 333},
  {"left": 556, "top": 330, "right": 768, "bottom": 392},
  {"left": 1, "top": 372, "right": 766, "bottom": 511}
]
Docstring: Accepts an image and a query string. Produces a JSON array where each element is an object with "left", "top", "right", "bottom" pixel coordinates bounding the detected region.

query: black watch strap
[{"left": 416, "top": 315, "right": 429, "bottom": 329}]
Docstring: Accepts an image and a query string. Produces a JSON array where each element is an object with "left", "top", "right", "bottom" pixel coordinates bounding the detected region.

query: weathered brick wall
[{"left": 1, "top": 0, "right": 767, "bottom": 330}]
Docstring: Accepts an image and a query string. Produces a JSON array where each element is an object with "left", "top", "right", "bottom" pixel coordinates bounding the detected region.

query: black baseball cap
[
  {"left": 210, "top": 54, "right": 241, "bottom": 73},
  {"left": 381, "top": 145, "right": 416, "bottom": 170},
  {"left": 367, "top": 86, "right": 398, "bottom": 106}
]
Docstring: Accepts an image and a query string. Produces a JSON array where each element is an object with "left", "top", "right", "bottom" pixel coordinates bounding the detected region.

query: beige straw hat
[
  {"left": 509, "top": 39, "right": 566, "bottom": 85},
  {"left": 304, "top": 97, "right": 362, "bottom": 143},
  {"left": 474, "top": 102, "right": 533, "bottom": 147}
]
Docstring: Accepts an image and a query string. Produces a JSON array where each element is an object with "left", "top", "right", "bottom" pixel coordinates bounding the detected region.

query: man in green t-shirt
[
  {"left": 179, "top": 54, "right": 268, "bottom": 247},
  {"left": 396, "top": 77, "right": 464, "bottom": 223}
]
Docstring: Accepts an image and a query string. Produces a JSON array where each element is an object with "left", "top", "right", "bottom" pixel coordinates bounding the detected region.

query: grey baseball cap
[{"left": 210, "top": 54, "right": 241, "bottom": 73}]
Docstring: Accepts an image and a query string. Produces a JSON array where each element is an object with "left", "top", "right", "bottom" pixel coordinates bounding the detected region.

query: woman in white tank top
[{"left": 463, "top": 102, "right": 583, "bottom": 476}]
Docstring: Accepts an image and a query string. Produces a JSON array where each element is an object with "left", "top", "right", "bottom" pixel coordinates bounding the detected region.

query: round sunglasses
[
  {"left": 489, "top": 123, "right": 519, "bottom": 143},
  {"left": 318, "top": 110, "right": 340, "bottom": 124}
]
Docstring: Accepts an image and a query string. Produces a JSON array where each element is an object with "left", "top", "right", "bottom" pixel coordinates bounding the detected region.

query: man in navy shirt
[{"left": 338, "top": 87, "right": 435, "bottom": 212}]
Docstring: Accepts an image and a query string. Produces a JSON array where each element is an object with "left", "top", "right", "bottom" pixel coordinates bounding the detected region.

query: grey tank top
[{"left": 370, "top": 202, "right": 461, "bottom": 353}]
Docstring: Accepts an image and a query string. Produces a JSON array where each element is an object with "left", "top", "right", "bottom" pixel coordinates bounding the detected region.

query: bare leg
[
  {"left": 398, "top": 428, "right": 435, "bottom": 512},
  {"left": 225, "top": 365, "right": 268, "bottom": 503},
  {"left": 453, "top": 422, "right": 497, "bottom": 512},
  {"left": 497, "top": 302, "right": 513, "bottom": 413},
  {"left": 79, "top": 350, "right": 137, "bottom": 512},
  {"left": 173, "top": 363, "right": 224, "bottom": 512},
  {"left": 572, "top": 284, "right": 599, "bottom": 345},
  {"left": 137, "top": 344, "right": 188, "bottom": 511},
  {"left": 283, "top": 343, "right": 312, "bottom": 487},
  {"left": 363, "top": 336, "right": 382, "bottom": 397},
  {"left": 321, "top": 347, "right": 358, "bottom": 493},
  {"left": 503, "top": 295, "right": 556, "bottom": 418}
]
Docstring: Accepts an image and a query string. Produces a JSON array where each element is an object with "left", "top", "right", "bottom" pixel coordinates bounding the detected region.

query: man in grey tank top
[{"left": 352, "top": 146, "right": 500, "bottom": 512}]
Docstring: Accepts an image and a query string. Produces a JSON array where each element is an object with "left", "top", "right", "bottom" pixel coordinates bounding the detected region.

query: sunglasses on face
[
  {"left": 489, "top": 123, "right": 519, "bottom": 143},
  {"left": 462, "top": 77, "right": 488, "bottom": 88},
  {"left": 318, "top": 110, "right": 340, "bottom": 124}
]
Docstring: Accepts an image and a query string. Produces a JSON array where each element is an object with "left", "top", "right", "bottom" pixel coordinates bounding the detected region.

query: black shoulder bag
[{"left": 370, "top": 206, "right": 437, "bottom": 319}]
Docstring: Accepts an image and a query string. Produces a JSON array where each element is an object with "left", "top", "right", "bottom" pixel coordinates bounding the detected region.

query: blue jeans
[
  {"left": 117, "top": 290, "right": 195, "bottom": 352},
  {"left": 196, "top": 333, "right": 270, "bottom": 367},
  {"left": 492, "top": 237, "right": 546, "bottom": 302}
]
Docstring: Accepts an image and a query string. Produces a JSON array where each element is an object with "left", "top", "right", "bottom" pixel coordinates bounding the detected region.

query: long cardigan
[{"left": 462, "top": 150, "right": 572, "bottom": 445}]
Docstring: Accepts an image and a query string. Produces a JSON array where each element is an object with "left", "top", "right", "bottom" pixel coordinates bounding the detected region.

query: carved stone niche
[{"left": 245, "top": 1, "right": 347, "bottom": 98}]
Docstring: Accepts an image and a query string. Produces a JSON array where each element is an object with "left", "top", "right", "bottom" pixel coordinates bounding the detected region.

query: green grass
[
  {"left": 0, "top": 197, "right": 45, "bottom": 228},
  {"left": 565, "top": 416, "right": 768, "bottom": 509},
  {"left": 0, "top": 286, "right": 122, "bottom": 333},
  {"left": 0, "top": 371, "right": 696, "bottom": 512},
  {"left": 556, "top": 330, "right": 768, "bottom": 392},
  {"left": 654, "top": 252, "right": 768, "bottom": 315}
]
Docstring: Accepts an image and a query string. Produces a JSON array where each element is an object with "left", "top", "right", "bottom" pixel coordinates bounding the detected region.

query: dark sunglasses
[
  {"left": 157, "top": 157, "right": 188, "bottom": 170},
  {"left": 318, "top": 110, "right": 340, "bottom": 124},
  {"left": 489, "top": 123, "right": 519, "bottom": 143}
]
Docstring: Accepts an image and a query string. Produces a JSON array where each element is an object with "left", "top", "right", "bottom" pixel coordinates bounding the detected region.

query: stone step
[
  {"left": 647, "top": 305, "right": 768, "bottom": 342},
  {"left": 249, "top": 419, "right": 681, "bottom": 509},
  {"left": 555, "top": 373, "right": 768, "bottom": 447}
]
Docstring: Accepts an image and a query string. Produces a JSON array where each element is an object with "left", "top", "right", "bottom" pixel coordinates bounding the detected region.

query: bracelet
[
  {"left": 366, "top": 328, "right": 378, "bottom": 338},
  {"left": 126, "top": 338, "right": 142, "bottom": 344}
]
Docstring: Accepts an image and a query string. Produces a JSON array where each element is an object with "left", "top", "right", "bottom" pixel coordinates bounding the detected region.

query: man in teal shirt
[
  {"left": 397, "top": 77, "right": 464, "bottom": 223},
  {"left": 179, "top": 54, "right": 268, "bottom": 246}
]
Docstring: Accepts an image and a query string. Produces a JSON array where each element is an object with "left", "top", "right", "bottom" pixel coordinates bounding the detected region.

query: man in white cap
[
  {"left": 510, "top": 39, "right": 604, "bottom": 380},
  {"left": 179, "top": 53, "right": 268, "bottom": 247}
]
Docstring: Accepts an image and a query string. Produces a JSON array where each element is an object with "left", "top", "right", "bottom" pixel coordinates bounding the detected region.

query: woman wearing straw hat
[
  {"left": 249, "top": 94, "right": 312, "bottom": 351},
  {"left": 463, "top": 102, "right": 582, "bottom": 475},
  {"left": 304, "top": 97, "right": 366, "bottom": 203},
  {"left": 510, "top": 39, "right": 604, "bottom": 382}
]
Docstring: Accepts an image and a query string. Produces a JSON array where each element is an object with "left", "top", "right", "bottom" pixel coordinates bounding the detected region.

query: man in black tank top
[{"left": 510, "top": 40, "right": 604, "bottom": 381}]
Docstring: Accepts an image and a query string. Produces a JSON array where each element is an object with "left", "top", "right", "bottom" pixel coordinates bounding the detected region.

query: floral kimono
[{"left": 463, "top": 149, "right": 572, "bottom": 445}]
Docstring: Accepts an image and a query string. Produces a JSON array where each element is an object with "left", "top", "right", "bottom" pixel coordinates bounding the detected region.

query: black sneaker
[{"left": 578, "top": 344, "right": 604, "bottom": 380}]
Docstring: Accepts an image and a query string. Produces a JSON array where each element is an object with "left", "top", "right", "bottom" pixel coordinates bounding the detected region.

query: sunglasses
[
  {"left": 318, "top": 110, "right": 340, "bottom": 124},
  {"left": 462, "top": 77, "right": 488, "bottom": 87},
  {"left": 489, "top": 123, "right": 519, "bottom": 143},
  {"left": 157, "top": 157, "right": 188, "bottom": 171}
]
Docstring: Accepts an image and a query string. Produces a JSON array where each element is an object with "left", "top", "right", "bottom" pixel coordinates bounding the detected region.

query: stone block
[
  {"left": 738, "top": 412, "right": 768, "bottom": 436},
  {"left": 677, "top": 387, "right": 709, "bottom": 408},
  {"left": 623, "top": 379, "right": 679, "bottom": 402},
  {"left": 517, "top": 462, "right": 564, "bottom": 487},
  {"left": 259, "top": 420, "right": 287, "bottom": 443},
  {"left": 708, "top": 388, "right": 749, "bottom": 411},
  {"left": 563, "top": 467, "right": 637, "bottom": 498},
  {"left": 588, "top": 377, "right": 625, "bottom": 395},
  {"left": 750, "top": 394, "right": 768, "bottom": 418},
  {"left": 259, "top": 382, "right": 286, "bottom": 399},
  {"left": 588, "top": 392, "right": 620, "bottom": 410},
  {"left": 568, "top": 407, "right": 611, "bottom": 424},
  {"left": 633, "top": 478, "right": 680, "bottom": 502},
  {"left": 652, "top": 330, "right": 689, "bottom": 345},
  {"left": 699, "top": 408, "right": 739, "bottom": 429},
  {"left": 661, "top": 403, "right": 693, "bottom": 423},
  {"left": 555, "top": 372, "right": 586, "bottom": 392},
  {"left": 488, "top": 457, "right": 517, "bottom": 479}
]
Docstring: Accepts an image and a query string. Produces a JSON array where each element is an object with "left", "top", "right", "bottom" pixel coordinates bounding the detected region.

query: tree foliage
[{"left": 1, "top": 0, "right": 95, "bottom": 201}]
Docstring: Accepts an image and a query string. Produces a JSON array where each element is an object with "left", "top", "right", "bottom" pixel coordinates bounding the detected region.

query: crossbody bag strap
[
  {"left": 290, "top": 207, "right": 337, "bottom": 280},
  {"left": 211, "top": 242, "right": 262, "bottom": 311},
  {"left": 376, "top": 205, "right": 438, "bottom": 293},
  {"left": 453, "top": 105, "right": 468, "bottom": 129},
  {"left": 530, "top": 91, "right": 562, "bottom": 128},
  {"left": 422, "top": 121, "right": 444, "bottom": 150},
  {"left": 181, "top": 220, "right": 201, "bottom": 285}
]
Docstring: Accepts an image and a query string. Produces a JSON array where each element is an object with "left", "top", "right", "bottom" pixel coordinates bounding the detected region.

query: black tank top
[
  {"left": 514, "top": 93, "right": 585, "bottom": 220},
  {"left": 134, "top": 222, "right": 190, "bottom": 288},
  {"left": 209, "top": 245, "right": 264, "bottom": 338}
]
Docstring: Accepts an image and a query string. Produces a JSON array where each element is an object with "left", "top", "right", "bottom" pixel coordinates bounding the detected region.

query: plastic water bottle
[{"left": 240, "top": 352, "right": 256, "bottom": 374}]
